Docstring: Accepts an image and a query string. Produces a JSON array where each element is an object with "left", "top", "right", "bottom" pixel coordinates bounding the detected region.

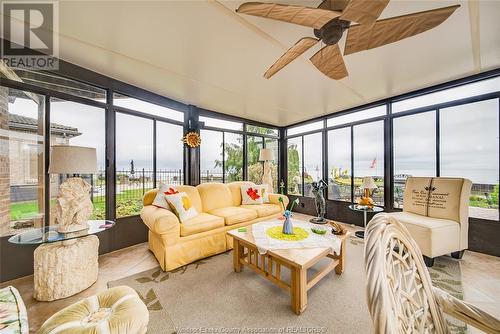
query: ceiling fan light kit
[{"left": 236, "top": 0, "right": 460, "bottom": 80}]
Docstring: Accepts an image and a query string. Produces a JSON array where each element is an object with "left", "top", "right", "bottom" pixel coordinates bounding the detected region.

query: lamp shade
[
  {"left": 361, "top": 176, "right": 377, "bottom": 190},
  {"left": 259, "top": 148, "right": 274, "bottom": 161},
  {"left": 48, "top": 145, "right": 97, "bottom": 174}
]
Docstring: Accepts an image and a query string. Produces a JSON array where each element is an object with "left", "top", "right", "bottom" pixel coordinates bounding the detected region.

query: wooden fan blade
[
  {"left": 318, "top": 0, "right": 349, "bottom": 11},
  {"left": 344, "top": 5, "right": 460, "bottom": 55},
  {"left": 310, "top": 44, "right": 348, "bottom": 80},
  {"left": 264, "top": 37, "right": 319, "bottom": 79},
  {"left": 340, "top": 0, "right": 390, "bottom": 25},
  {"left": 236, "top": 2, "right": 342, "bottom": 29}
]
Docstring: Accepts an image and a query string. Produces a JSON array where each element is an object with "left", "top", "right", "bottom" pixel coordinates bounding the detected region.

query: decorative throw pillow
[
  {"left": 256, "top": 185, "right": 270, "bottom": 203},
  {"left": 164, "top": 192, "right": 198, "bottom": 223},
  {"left": 152, "top": 183, "right": 178, "bottom": 210},
  {"left": 241, "top": 185, "right": 264, "bottom": 205}
]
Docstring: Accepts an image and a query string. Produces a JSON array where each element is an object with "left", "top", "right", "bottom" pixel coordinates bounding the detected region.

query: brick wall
[{"left": 0, "top": 87, "right": 10, "bottom": 236}]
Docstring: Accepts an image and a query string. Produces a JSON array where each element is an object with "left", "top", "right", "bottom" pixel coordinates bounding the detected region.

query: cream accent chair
[
  {"left": 365, "top": 214, "right": 500, "bottom": 334},
  {"left": 141, "top": 181, "right": 288, "bottom": 271},
  {"left": 383, "top": 177, "right": 472, "bottom": 267}
]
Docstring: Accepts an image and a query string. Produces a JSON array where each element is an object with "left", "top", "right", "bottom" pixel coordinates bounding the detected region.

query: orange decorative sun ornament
[{"left": 183, "top": 132, "right": 201, "bottom": 148}]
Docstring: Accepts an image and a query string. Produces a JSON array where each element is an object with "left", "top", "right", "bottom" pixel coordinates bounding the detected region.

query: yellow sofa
[{"left": 141, "top": 181, "right": 289, "bottom": 271}]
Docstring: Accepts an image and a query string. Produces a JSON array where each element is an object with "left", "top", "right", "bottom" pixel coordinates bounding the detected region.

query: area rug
[{"left": 109, "top": 236, "right": 466, "bottom": 334}]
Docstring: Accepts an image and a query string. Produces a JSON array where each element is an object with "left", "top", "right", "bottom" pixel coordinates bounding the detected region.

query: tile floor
[{"left": 1, "top": 213, "right": 499, "bottom": 333}]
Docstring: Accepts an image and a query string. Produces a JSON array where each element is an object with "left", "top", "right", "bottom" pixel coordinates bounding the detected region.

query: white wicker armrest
[{"left": 433, "top": 287, "right": 500, "bottom": 334}]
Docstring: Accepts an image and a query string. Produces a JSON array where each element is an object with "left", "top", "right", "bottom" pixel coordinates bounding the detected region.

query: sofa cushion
[
  {"left": 180, "top": 213, "right": 225, "bottom": 237},
  {"left": 197, "top": 183, "right": 234, "bottom": 212},
  {"left": 176, "top": 185, "right": 203, "bottom": 213},
  {"left": 165, "top": 192, "right": 199, "bottom": 223},
  {"left": 384, "top": 211, "right": 460, "bottom": 258},
  {"left": 227, "top": 181, "right": 255, "bottom": 206},
  {"left": 208, "top": 206, "right": 258, "bottom": 226},
  {"left": 240, "top": 204, "right": 281, "bottom": 217}
]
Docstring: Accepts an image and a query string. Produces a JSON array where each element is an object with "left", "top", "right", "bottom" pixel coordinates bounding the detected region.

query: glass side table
[
  {"left": 8, "top": 220, "right": 115, "bottom": 301},
  {"left": 348, "top": 205, "right": 383, "bottom": 239}
]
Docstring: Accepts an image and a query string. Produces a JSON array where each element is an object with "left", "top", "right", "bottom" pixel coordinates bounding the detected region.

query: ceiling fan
[{"left": 236, "top": 0, "right": 460, "bottom": 80}]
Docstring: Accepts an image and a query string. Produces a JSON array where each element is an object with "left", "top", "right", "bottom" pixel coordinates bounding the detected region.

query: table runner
[{"left": 251, "top": 220, "right": 341, "bottom": 255}]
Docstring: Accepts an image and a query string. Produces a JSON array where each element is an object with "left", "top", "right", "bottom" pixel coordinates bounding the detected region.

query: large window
[
  {"left": 1, "top": 88, "right": 45, "bottom": 237},
  {"left": 247, "top": 136, "right": 264, "bottom": 185},
  {"left": 50, "top": 99, "right": 106, "bottom": 221},
  {"left": 264, "top": 138, "right": 279, "bottom": 192},
  {"left": 223, "top": 132, "right": 243, "bottom": 182},
  {"left": 440, "top": 99, "right": 499, "bottom": 220},
  {"left": 115, "top": 113, "right": 154, "bottom": 218},
  {"left": 303, "top": 133, "right": 323, "bottom": 197},
  {"left": 392, "top": 77, "right": 500, "bottom": 113},
  {"left": 287, "top": 137, "right": 302, "bottom": 195},
  {"left": 200, "top": 129, "right": 223, "bottom": 183},
  {"left": 393, "top": 112, "right": 436, "bottom": 208},
  {"left": 287, "top": 133, "right": 322, "bottom": 197},
  {"left": 353, "top": 121, "right": 384, "bottom": 205},
  {"left": 113, "top": 93, "right": 184, "bottom": 122},
  {"left": 328, "top": 127, "right": 351, "bottom": 201},
  {"left": 156, "top": 121, "right": 184, "bottom": 185}
]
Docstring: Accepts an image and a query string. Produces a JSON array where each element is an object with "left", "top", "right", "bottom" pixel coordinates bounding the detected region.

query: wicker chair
[{"left": 364, "top": 213, "right": 500, "bottom": 334}]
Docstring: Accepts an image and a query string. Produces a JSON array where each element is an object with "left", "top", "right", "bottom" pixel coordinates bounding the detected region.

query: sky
[{"left": 7, "top": 92, "right": 500, "bottom": 185}]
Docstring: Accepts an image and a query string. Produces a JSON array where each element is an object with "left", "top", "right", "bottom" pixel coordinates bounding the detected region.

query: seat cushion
[
  {"left": 240, "top": 204, "right": 281, "bottom": 217},
  {"left": 180, "top": 213, "right": 225, "bottom": 237},
  {"left": 384, "top": 211, "right": 461, "bottom": 258},
  {"left": 208, "top": 206, "right": 258, "bottom": 226},
  {"left": 38, "top": 286, "right": 149, "bottom": 334}
]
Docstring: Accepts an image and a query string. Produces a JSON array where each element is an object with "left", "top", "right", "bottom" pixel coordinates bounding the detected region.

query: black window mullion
[
  {"left": 44, "top": 95, "right": 50, "bottom": 228},
  {"left": 301, "top": 136, "right": 305, "bottom": 196},
  {"left": 350, "top": 125, "right": 354, "bottom": 203},
  {"left": 436, "top": 109, "right": 441, "bottom": 177},
  {"left": 222, "top": 131, "right": 225, "bottom": 183},
  {"left": 242, "top": 124, "right": 247, "bottom": 181},
  {"left": 153, "top": 120, "right": 157, "bottom": 188},
  {"left": 106, "top": 90, "right": 116, "bottom": 221},
  {"left": 385, "top": 103, "right": 393, "bottom": 209}
]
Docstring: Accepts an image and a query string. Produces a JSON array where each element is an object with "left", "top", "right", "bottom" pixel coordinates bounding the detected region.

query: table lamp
[
  {"left": 358, "top": 176, "right": 377, "bottom": 208},
  {"left": 49, "top": 145, "right": 97, "bottom": 233},
  {"left": 259, "top": 148, "right": 274, "bottom": 192}
]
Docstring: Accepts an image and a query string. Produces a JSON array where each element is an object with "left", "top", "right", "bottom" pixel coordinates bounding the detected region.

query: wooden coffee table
[{"left": 228, "top": 221, "right": 350, "bottom": 314}]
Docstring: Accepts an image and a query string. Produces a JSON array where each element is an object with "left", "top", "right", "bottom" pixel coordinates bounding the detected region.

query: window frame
[{"left": 284, "top": 73, "right": 500, "bottom": 223}]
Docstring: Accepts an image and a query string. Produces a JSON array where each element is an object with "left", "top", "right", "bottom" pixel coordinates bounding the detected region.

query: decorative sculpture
[
  {"left": 310, "top": 180, "right": 328, "bottom": 224},
  {"left": 55, "top": 178, "right": 93, "bottom": 233},
  {"left": 183, "top": 132, "right": 201, "bottom": 148}
]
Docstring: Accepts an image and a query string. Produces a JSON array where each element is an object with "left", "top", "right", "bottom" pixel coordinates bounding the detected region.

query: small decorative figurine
[{"left": 310, "top": 180, "right": 328, "bottom": 224}]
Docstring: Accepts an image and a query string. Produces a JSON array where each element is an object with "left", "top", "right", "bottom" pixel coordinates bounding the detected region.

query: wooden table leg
[
  {"left": 335, "top": 238, "right": 346, "bottom": 275},
  {"left": 291, "top": 267, "right": 307, "bottom": 314},
  {"left": 233, "top": 239, "right": 242, "bottom": 273}
]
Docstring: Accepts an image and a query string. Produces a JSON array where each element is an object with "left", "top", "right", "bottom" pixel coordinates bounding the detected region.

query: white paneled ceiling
[{"left": 3, "top": 0, "right": 500, "bottom": 126}]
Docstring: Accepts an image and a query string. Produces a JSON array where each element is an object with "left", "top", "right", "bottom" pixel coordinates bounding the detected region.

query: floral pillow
[
  {"left": 164, "top": 192, "right": 198, "bottom": 222},
  {"left": 256, "top": 185, "right": 270, "bottom": 203},
  {"left": 241, "top": 185, "right": 264, "bottom": 205},
  {"left": 152, "top": 183, "right": 178, "bottom": 210}
]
